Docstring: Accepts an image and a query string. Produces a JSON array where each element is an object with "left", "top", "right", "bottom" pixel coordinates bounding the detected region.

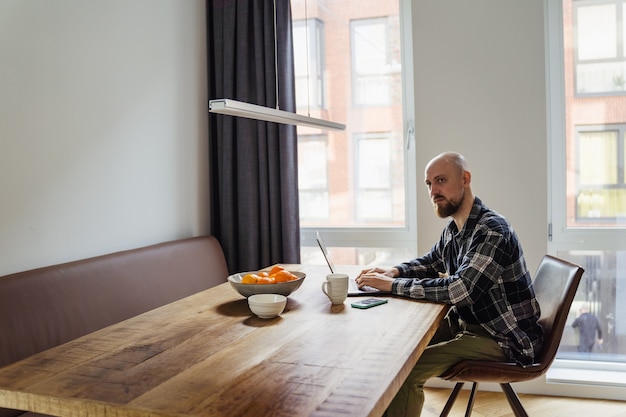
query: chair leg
[
  {"left": 500, "top": 383, "right": 529, "bottom": 417},
  {"left": 439, "top": 382, "right": 464, "bottom": 417},
  {"left": 464, "top": 382, "right": 478, "bottom": 417}
]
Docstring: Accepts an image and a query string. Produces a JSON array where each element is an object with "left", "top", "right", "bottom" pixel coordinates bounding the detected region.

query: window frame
[
  {"left": 298, "top": 0, "right": 417, "bottom": 255},
  {"left": 546, "top": 0, "right": 626, "bottom": 399},
  {"left": 550, "top": 0, "right": 626, "bottom": 244}
]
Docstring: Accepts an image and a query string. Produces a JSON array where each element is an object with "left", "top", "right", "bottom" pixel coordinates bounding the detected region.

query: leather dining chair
[{"left": 437, "top": 255, "right": 584, "bottom": 417}]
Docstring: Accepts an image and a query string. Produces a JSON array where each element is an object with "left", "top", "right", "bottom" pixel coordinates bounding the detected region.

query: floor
[{"left": 422, "top": 387, "right": 626, "bottom": 417}]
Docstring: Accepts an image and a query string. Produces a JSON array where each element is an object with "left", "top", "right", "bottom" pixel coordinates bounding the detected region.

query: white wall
[
  {"left": 0, "top": 0, "right": 209, "bottom": 275},
  {"left": 412, "top": 0, "right": 552, "bottom": 397},
  {"left": 412, "top": 0, "right": 548, "bottom": 275}
]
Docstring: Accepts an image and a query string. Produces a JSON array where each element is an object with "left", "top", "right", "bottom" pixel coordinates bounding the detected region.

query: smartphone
[{"left": 351, "top": 298, "right": 389, "bottom": 309}]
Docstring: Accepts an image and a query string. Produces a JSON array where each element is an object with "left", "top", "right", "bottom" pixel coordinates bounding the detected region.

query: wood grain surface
[{"left": 0, "top": 265, "right": 448, "bottom": 417}]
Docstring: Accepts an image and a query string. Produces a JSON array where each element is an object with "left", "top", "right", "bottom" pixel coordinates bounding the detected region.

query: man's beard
[{"left": 433, "top": 191, "right": 464, "bottom": 218}]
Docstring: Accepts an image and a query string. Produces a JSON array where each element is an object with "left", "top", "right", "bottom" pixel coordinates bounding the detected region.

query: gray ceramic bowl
[{"left": 228, "top": 271, "right": 306, "bottom": 297}]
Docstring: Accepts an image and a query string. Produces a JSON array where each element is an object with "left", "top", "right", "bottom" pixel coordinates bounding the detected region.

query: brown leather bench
[{"left": 0, "top": 236, "right": 228, "bottom": 417}]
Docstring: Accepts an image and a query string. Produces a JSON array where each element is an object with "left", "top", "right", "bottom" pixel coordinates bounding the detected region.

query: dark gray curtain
[{"left": 207, "top": 0, "right": 301, "bottom": 274}]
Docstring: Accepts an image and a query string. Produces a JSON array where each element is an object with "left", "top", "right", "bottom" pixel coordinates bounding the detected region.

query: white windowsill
[{"left": 547, "top": 359, "right": 626, "bottom": 388}]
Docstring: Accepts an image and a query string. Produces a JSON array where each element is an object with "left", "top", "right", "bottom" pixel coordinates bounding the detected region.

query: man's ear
[{"left": 463, "top": 170, "right": 471, "bottom": 186}]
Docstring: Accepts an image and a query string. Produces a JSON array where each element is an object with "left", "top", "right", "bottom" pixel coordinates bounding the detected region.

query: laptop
[{"left": 315, "top": 231, "right": 388, "bottom": 296}]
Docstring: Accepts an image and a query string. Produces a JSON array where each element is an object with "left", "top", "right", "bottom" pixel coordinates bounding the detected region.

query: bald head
[{"left": 425, "top": 152, "right": 469, "bottom": 178}]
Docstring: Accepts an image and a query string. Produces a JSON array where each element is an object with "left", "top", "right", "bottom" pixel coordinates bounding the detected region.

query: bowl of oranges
[{"left": 228, "top": 265, "right": 306, "bottom": 298}]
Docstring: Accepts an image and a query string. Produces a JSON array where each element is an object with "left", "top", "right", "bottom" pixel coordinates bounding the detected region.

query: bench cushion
[{"left": 0, "top": 236, "right": 228, "bottom": 369}]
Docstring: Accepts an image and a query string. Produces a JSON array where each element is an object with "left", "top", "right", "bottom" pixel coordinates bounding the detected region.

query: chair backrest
[{"left": 532, "top": 255, "right": 584, "bottom": 365}]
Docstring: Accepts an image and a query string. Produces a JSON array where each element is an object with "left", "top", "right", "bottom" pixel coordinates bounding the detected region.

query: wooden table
[{"left": 0, "top": 265, "right": 448, "bottom": 417}]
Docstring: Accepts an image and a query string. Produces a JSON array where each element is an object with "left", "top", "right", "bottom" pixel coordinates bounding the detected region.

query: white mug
[{"left": 321, "top": 273, "right": 349, "bottom": 305}]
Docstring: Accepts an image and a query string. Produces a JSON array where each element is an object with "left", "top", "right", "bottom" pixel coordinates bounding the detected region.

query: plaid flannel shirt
[{"left": 392, "top": 197, "right": 543, "bottom": 366}]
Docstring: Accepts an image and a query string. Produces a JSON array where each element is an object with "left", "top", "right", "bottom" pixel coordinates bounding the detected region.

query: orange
[
  {"left": 257, "top": 276, "right": 276, "bottom": 285},
  {"left": 241, "top": 274, "right": 260, "bottom": 284},
  {"left": 258, "top": 271, "right": 269, "bottom": 277},
  {"left": 274, "top": 270, "right": 297, "bottom": 283},
  {"left": 268, "top": 265, "right": 285, "bottom": 276}
]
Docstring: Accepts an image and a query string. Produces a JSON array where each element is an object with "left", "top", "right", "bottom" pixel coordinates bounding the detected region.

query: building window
[
  {"left": 355, "top": 133, "right": 393, "bottom": 221},
  {"left": 298, "top": 134, "right": 329, "bottom": 221},
  {"left": 576, "top": 126, "right": 626, "bottom": 221},
  {"left": 574, "top": 0, "right": 626, "bottom": 95},
  {"left": 351, "top": 17, "right": 397, "bottom": 107},
  {"left": 293, "top": 19, "right": 325, "bottom": 110}
]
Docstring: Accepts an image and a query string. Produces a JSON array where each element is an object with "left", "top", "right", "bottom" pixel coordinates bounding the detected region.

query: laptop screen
[{"left": 316, "top": 230, "right": 335, "bottom": 274}]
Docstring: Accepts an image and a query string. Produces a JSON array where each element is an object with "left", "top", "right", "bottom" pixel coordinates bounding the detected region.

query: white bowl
[
  {"left": 228, "top": 271, "right": 306, "bottom": 298},
  {"left": 248, "top": 293, "right": 287, "bottom": 318}
]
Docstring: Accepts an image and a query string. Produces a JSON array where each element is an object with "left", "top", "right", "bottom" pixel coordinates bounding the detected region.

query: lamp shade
[{"left": 209, "top": 99, "right": 345, "bottom": 131}]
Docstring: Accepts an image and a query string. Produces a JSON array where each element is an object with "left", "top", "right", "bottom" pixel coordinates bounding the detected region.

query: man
[
  {"left": 572, "top": 304, "right": 602, "bottom": 353},
  {"left": 356, "top": 151, "right": 543, "bottom": 417}
]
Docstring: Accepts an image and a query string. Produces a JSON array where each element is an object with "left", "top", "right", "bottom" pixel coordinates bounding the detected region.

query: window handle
[{"left": 406, "top": 123, "right": 415, "bottom": 150}]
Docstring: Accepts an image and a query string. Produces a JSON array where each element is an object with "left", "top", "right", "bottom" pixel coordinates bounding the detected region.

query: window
[
  {"left": 291, "top": 0, "right": 416, "bottom": 266},
  {"left": 351, "top": 17, "right": 395, "bottom": 107},
  {"left": 574, "top": 0, "right": 626, "bottom": 95},
  {"left": 298, "top": 134, "right": 329, "bottom": 221},
  {"left": 355, "top": 133, "right": 393, "bottom": 221},
  {"left": 293, "top": 19, "right": 324, "bottom": 109},
  {"left": 547, "top": 0, "right": 626, "bottom": 390},
  {"left": 575, "top": 126, "right": 626, "bottom": 222}
]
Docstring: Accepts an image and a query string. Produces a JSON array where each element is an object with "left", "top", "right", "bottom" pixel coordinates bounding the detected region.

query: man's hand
[
  {"left": 357, "top": 267, "right": 399, "bottom": 279},
  {"left": 355, "top": 268, "right": 398, "bottom": 292}
]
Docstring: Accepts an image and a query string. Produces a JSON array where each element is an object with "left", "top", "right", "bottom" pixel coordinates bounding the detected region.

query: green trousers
[{"left": 386, "top": 311, "right": 507, "bottom": 417}]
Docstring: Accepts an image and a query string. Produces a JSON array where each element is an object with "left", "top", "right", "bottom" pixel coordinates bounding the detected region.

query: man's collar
[{"left": 449, "top": 197, "right": 481, "bottom": 235}]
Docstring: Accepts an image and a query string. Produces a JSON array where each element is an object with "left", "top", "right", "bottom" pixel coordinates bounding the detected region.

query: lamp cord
[
  {"left": 305, "top": 0, "right": 310, "bottom": 117},
  {"left": 273, "top": 0, "right": 280, "bottom": 110}
]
